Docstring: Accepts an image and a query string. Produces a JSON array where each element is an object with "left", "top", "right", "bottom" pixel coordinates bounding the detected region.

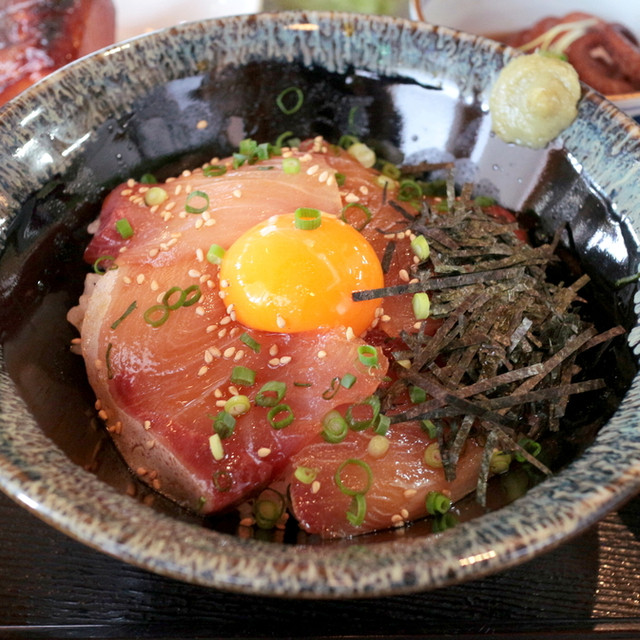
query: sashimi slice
[{"left": 288, "top": 424, "right": 484, "bottom": 538}]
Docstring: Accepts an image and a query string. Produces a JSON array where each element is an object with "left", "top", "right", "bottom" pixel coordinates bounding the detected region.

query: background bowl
[
  {"left": 0, "top": 11, "right": 639, "bottom": 598},
  {"left": 410, "top": 0, "right": 640, "bottom": 118}
]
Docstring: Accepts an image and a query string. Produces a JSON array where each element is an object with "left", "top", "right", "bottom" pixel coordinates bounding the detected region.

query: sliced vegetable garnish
[
  {"left": 144, "top": 186, "right": 168, "bottom": 206},
  {"left": 255, "top": 381, "right": 287, "bottom": 407},
  {"left": 115, "top": 218, "right": 134, "bottom": 239},
  {"left": 346, "top": 493, "right": 367, "bottom": 526},
  {"left": 294, "top": 207, "right": 322, "bottom": 230},
  {"left": 282, "top": 157, "right": 301, "bottom": 174},
  {"left": 93, "top": 255, "right": 117, "bottom": 274},
  {"left": 253, "top": 488, "right": 286, "bottom": 529},
  {"left": 185, "top": 190, "right": 209, "bottom": 214},
  {"left": 230, "top": 366, "right": 256, "bottom": 387},
  {"left": 143, "top": 304, "right": 170, "bottom": 328},
  {"left": 357, "top": 344, "right": 379, "bottom": 368},
  {"left": 224, "top": 395, "right": 251, "bottom": 417},
  {"left": 211, "top": 410, "right": 236, "bottom": 439},
  {"left": 110, "top": 300, "right": 137, "bottom": 330},
  {"left": 334, "top": 458, "right": 373, "bottom": 496},
  {"left": 345, "top": 394, "right": 381, "bottom": 431},
  {"left": 340, "top": 202, "right": 372, "bottom": 231},
  {"left": 240, "top": 332, "right": 261, "bottom": 353},
  {"left": 203, "top": 164, "right": 227, "bottom": 177},
  {"left": 267, "top": 404, "right": 294, "bottom": 429},
  {"left": 212, "top": 470, "right": 233, "bottom": 492},
  {"left": 206, "top": 243, "right": 226, "bottom": 265},
  {"left": 412, "top": 292, "right": 431, "bottom": 320},
  {"left": 321, "top": 410, "right": 349, "bottom": 444},
  {"left": 425, "top": 491, "right": 452, "bottom": 515},
  {"left": 276, "top": 86, "right": 304, "bottom": 115},
  {"left": 340, "top": 373, "right": 357, "bottom": 389}
]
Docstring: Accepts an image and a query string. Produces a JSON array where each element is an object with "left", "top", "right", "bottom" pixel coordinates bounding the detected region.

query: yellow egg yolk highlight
[{"left": 219, "top": 212, "right": 384, "bottom": 335}]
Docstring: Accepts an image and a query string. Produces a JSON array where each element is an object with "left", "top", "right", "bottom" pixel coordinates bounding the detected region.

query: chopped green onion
[
  {"left": 423, "top": 442, "right": 443, "bottom": 468},
  {"left": 206, "top": 243, "right": 226, "bottom": 265},
  {"left": 92, "top": 255, "right": 117, "bottom": 274},
  {"left": 398, "top": 179, "right": 422, "bottom": 202},
  {"left": 210, "top": 411, "right": 236, "bottom": 439},
  {"left": 335, "top": 458, "right": 373, "bottom": 496},
  {"left": 294, "top": 207, "right": 322, "bottom": 230},
  {"left": 409, "top": 385, "right": 427, "bottom": 404},
  {"left": 274, "top": 130, "right": 294, "bottom": 149},
  {"left": 335, "top": 172, "right": 346, "bottom": 187},
  {"left": 347, "top": 142, "right": 376, "bottom": 168},
  {"left": 143, "top": 304, "right": 170, "bottom": 328},
  {"left": 185, "top": 190, "right": 209, "bottom": 214},
  {"left": 412, "top": 292, "right": 431, "bottom": 320},
  {"left": 346, "top": 493, "right": 367, "bottom": 526},
  {"left": 224, "top": 394, "right": 251, "bottom": 417},
  {"left": 240, "top": 332, "right": 261, "bottom": 353},
  {"left": 255, "top": 381, "right": 287, "bottom": 407},
  {"left": 144, "top": 186, "right": 168, "bottom": 207},
  {"left": 111, "top": 300, "right": 137, "bottom": 330},
  {"left": 367, "top": 434, "right": 390, "bottom": 458},
  {"left": 181, "top": 285, "right": 201, "bottom": 307},
  {"left": 322, "top": 376, "right": 341, "bottom": 400},
  {"left": 490, "top": 451, "right": 512, "bottom": 474},
  {"left": 432, "top": 512, "right": 458, "bottom": 533},
  {"left": 372, "top": 413, "right": 391, "bottom": 436},
  {"left": 341, "top": 202, "right": 372, "bottom": 231},
  {"left": 321, "top": 410, "right": 349, "bottom": 444},
  {"left": 203, "top": 164, "right": 227, "bottom": 177},
  {"left": 294, "top": 466, "right": 318, "bottom": 484},
  {"left": 338, "top": 134, "right": 359, "bottom": 149},
  {"left": 357, "top": 344, "right": 379, "bottom": 368},
  {"left": 139, "top": 172, "right": 157, "bottom": 184},
  {"left": 425, "top": 491, "right": 451, "bottom": 515},
  {"left": 253, "top": 488, "right": 286, "bottom": 529},
  {"left": 515, "top": 437, "right": 543, "bottom": 462},
  {"left": 276, "top": 86, "right": 304, "bottom": 115},
  {"left": 420, "top": 419, "right": 437, "bottom": 438},
  {"left": 162, "top": 286, "right": 187, "bottom": 310},
  {"left": 239, "top": 138, "right": 257, "bottom": 156},
  {"left": 282, "top": 157, "right": 301, "bottom": 174},
  {"left": 411, "top": 234, "right": 430, "bottom": 261},
  {"left": 209, "top": 433, "right": 225, "bottom": 460},
  {"left": 230, "top": 365, "right": 256, "bottom": 387},
  {"left": 340, "top": 373, "right": 357, "bottom": 389},
  {"left": 375, "top": 174, "right": 396, "bottom": 191},
  {"left": 115, "top": 218, "right": 134, "bottom": 239},
  {"left": 212, "top": 470, "right": 233, "bottom": 492},
  {"left": 345, "top": 395, "right": 381, "bottom": 431},
  {"left": 294, "top": 381, "right": 312, "bottom": 388},
  {"left": 381, "top": 162, "right": 401, "bottom": 180},
  {"left": 267, "top": 404, "right": 294, "bottom": 429}
]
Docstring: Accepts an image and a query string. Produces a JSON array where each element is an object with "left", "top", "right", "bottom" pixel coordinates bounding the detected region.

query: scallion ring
[
  {"left": 322, "top": 376, "right": 341, "bottom": 400},
  {"left": 206, "top": 243, "right": 225, "bottom": 265},
  {"left": 93, "top": 255, "right": 117, "bottom": 274},
  {"left": 203, "top": 164, "right": 227, "bottom": 177},
  {"left": 340, "top": 373, "right": 357, "bottom": 389},
  {"left": 345, "top": 394, "right": 381, "bottom": 432},
  {"left": 276, "top": 87, "right": 304, "bottom": 115},
  {"left": 321, "top": 410, "right": 349, "bottom": 444},
  {"left": 181, "top": 284, "right": 201, "bottom": 307},
  {"left": 412, "top": 292, "right": 431, "bottom": 320},
  {"left": 255, "top": 381, "right": 287, "bottom": 407},
  {"left": 282, "top": 157, "right": 301, "bottom": 174},
  {"left": 346, "top": 493, "right": 367, "bottom": 527},
  {"left": 210, "top": 410, "right": 236, "bottom": 439},
  {"left": 398, "top": 179, "right": 422, "bottom": 202},
  {"left": 230, "top": 365, "right": 256, "bottom": 387},
  {"left": 425, "top": 491, "right": 451, "bottom": 516},
  {"left": 334, "top": 458, "right": 373, "bottom": 496},
  {"left": 274, "top": 130, "right": 294, "bottom": 149},
  {"left": 294, "top": 207, "right": 322, "bottom": 230},
  {"left": 115, "top": 218, "right": 134, "bottom": 239},
  {"left": 212, "top": 470, "right": 233, "bottom": 492},
  {"left": 185, "top": 190, "right": 209, "bottom": 214},
  {"left": 240, "top": 332, "right": 261, "bottom": 353},
  {"left": 253, "top": 488, "right": 286, "bottom": 529},
  {"left": 162, "top": 286, "right": 187, "bottom": 310},
  {"left": 143, "top": 304, "right": 170, "bottom": 328},
  {"left": 224, "top": 394, "right": 251, "bottom": 417},
  {"left": 294, "top": 466, "right": 318, "bottom": 484},
  {"left": 267, "top": 404, "right": 294, "bottom": 430},
  {"left": 357, "top": 344, "right": 379, "bottom": 368},
  {"left": 341, "top": 202, "right": 372, "bottom": 231}
]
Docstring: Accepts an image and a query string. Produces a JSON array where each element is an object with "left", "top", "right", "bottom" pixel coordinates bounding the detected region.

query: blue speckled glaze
[{"left": 0, "top": 11, "right": 638, "bottom": 597}]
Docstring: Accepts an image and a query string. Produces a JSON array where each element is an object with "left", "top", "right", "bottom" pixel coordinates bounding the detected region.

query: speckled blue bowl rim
[{"left": 0, "top": 12, "right": 640, "bottom": 598}]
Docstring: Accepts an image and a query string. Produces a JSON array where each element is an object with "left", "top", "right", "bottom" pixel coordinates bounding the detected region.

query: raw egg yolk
[{"left": 219, "top": 212, "right": 384, "bottom": 335}]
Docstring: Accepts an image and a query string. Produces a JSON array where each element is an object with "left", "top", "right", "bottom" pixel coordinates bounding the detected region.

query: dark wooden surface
[{"left": 1, "top": 489, "right": 640, "bottom": 639}]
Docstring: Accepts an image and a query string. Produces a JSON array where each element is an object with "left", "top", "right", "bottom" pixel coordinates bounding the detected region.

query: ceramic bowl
[
  {"left": 0, "top": 11, "right": 639, "bottom": 598},
  {"left": 410, "top": 0, "right": 640, "bottom": 119}
]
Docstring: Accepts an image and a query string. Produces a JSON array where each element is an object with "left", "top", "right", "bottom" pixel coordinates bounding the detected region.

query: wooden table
[{"left": 1, "top": 487, "right": 639, "bottom": 639}]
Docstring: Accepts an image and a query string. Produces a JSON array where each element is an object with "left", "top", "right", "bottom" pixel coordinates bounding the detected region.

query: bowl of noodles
[
  {"left": 0, "top": 11, "right": 638, "bottom": 597},
  {"left": 411, "top": 0, "right": 640, "bottom": 119}
]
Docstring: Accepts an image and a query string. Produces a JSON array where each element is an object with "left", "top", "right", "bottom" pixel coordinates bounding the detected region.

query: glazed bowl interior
[{"left": 0, "top": 11, "right": 639, "bottom": 597}]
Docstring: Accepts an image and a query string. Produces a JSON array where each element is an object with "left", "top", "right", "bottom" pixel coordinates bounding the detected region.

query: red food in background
[
  {"left": 503, "top": 11, "right": 640, "bottom": 96},
  {"left": 0, "top": 0, "right": 116, "bottom": 105}
]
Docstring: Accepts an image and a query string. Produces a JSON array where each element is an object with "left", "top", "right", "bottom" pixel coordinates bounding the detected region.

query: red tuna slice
[
  {"left": 288, "top": 423, "right": 484, "bottom": 538},
  {"left": 84, "top": 149, "right": 344, "bottom": 268},
  {"left": 76, "top": 258, "right": 388, "bottom": 514}
]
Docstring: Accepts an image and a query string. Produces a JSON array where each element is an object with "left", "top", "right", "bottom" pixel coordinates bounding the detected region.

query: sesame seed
[
  {"left": 317, "top": 350, "right": 327, "bottom": 359},
  {"left": 197, "top": 365, "right": 208, "bottom": 377},
  {"left": 399, "top": 269, "right": 410, "bottom": 282},
  {"left": 276, "top": 314, "right": 286, "bottom": 329},
  {"left": 269, "top": 358, "right": 280, "bottom": 366},
  {"left": 196, "top": 248, "right": 204, "bottom": 262},
  {"left": 196, "top": 119, "right": 208, "bottom": 129},
  {"left": 232, "top": 189, "right": 242, "bottom": 198},
  {"left": 195, "top": 218, "right": 204, "bottom": 229},
  {"left": 215, "top": 399, "right": 227, "bottom": 407},
  {"left": 152, "top": 478, "right": 161, "bottom": 490},
  {"left": 279, "top": 355, "right": 292, "bottom": 365},
  {"left": 218, "top": 328, "right": 227, "bottom": 338},
  {"left": 150, "top": 280, "right": 159, "bottom": 291},
  {"left": 136, "top": 467, "right": 148, "bottom": 476},
  {"left": 195, "top": 306, "right": 205, "bottom": 316},
  {"left": 311, "top": 480, "right": 321, "bottom": 494},
  {"left": 257, "top": 447, "right": 271, "bottom": 458},
  {"left": 209, "top": 346, "right": 222, "bottom": 358},
  {"left": 204, "top": 218, "right": 216, "bottom": 227},
  {"left": 239, "top": 517, "right": 255, "bottom": 527},
  {"left": 174, "top": 184, "right": 183, "bottom": 196},
  {"left": 391, "top": 514, "right": 404, "bottom": 524},
  {"left": 223, "top": 346, "right": 236, "bottom": 359},
  {"left": 345, "top": 326, "right": 355, "bottom": 341},
  {"left": 206, "top": 324, "right": 217, "bottom": 333},
  {"left": 149, "top": 248, "right": 159, "bottom": 258},
  {"left": 345, "top": 193, "right": 359, "bottom": 203},
  {"left": 165, "top": 201, "right": 176, "bottom": 211},
  {"left": 269, "top": 344, "right": 279, "bottom": 356},
  {"left": 234, "top": 350, "right": 245, "bottom": 361},
  {"left": 306, "top": 164, "right": 320, "bottom": 176},
  {"left": 220, "top": 316, "right": 231, "bottom": 325},
  {"left": 126, "top": 178, "right": 136, "bottom": 188},
  {"left": 381, "top": 314, "right": 391, "bottom": 322},
  {"left": 136, "top": 273, "right": 145, "bottom": 284},
  {"left": 144, "top": 420, "right": 152, "bottom": 430},
  {"left": 98, "top": 409, "right": 108, "bottom": 420},
  {"left": 228, "top": 385, "right": 239, "bottom": 395},
  {"left": 400, "top": 508, "right": 409, "bottom": 519},
  {"left": 359, "top": 185, "right": 369, "bottom": 195},
  {"left": 123, "top": 276, "right": 132, "bottom": 284},
  {"left": 318, "top": 170, "right": 329, "bottom": 183},
  {"left": 214, "top": 388, "right": 223, "bottom": 398},
  {"left": 145, "top": 439, "right": 155, "bottom": 450},
  {"left": 326, "top": 174, "right": 335, "bottom": 187},
  {"left": 121, "top": 188, "right": 132, "bottom": 196},
  {"left": 403, "top": 489, "right": 417, "bottom": 498}
]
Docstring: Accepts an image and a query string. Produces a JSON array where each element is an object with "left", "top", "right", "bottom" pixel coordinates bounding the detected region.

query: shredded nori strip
[{"left": 371, "top": 178, "right": 625, "bottom": 506}]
